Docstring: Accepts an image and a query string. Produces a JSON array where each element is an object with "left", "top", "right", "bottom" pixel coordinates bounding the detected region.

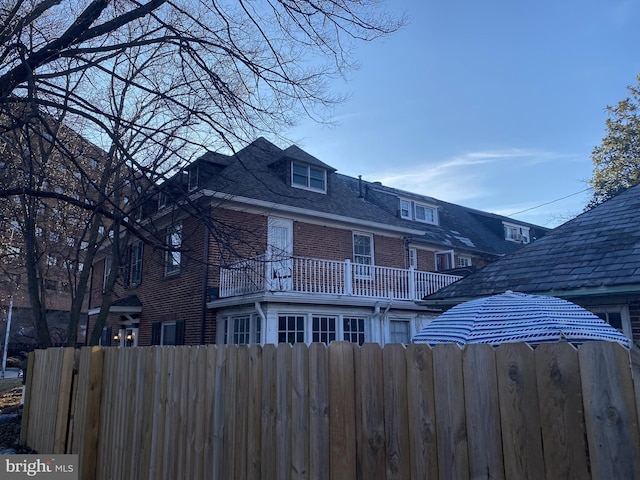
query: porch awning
[
  {"left": 87, "top": 294, "right": 143, "bottom": 316},
  {"left": 412, "top": 291, "right": 630, "bottom": 348}
]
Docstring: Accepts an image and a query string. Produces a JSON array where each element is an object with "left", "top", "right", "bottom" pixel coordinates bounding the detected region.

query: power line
[{"left": 507, "top": 187, "right": 593, "bottom": 217}]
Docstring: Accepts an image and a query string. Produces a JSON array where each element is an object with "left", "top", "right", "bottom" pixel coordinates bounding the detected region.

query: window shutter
[
  {"left": 175, "top": 319, "right": 186, "bottom": 345},
  {"left": 151, "top": 322, "right": 161, "bottom": 345}
]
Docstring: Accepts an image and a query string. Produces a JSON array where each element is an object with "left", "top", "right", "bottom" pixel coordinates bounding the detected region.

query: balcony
[{"left": 219, "top": 255, "right": 462, "bottom": 301}]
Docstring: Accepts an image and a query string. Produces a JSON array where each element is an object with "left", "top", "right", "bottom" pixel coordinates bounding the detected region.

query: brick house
[
  {"left": 87, "top": 138, "right": 547, "bottom": 347},
  {"left": 423, "top": 182, "right": 640, "bottom": 344}
]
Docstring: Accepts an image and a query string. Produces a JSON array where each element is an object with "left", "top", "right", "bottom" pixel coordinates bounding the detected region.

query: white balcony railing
[{"left": 218, "top": 255, "right": 462, "bottom": 301}]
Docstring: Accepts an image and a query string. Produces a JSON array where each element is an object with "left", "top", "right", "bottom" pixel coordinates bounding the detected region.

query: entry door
[
  {"left": 267, "top": 217, "right": 293, "bottom": 291},
  {"left": 435, "top": 250, "right": 454, "bottom": 271}
]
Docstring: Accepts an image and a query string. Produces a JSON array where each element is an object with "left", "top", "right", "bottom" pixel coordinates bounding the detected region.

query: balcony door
[{"left": 267, "top": 217, "right": 293, "bottom": 291}]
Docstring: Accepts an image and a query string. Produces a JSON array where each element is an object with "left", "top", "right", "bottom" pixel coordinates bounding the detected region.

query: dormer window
[
  {"left": 399, "top": 198, "right": 438, "bottom": 225},
  {"left": 415, "top": 203, "right": 437, "bottom": 224},
  {"left": 400, "top": 199, "right": 411, "bottom": 219},
  {"left": 188, "top": 166, "right": 199, "bottom": 191},
  {"left": 503, "top": 222, "right": 530, "bottom": 244},
  {"left": 291, "top": 162, "right": 326, "bottom": 193}
]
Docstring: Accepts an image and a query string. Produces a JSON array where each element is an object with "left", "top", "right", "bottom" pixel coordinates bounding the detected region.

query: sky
[{"left": 282, "top": 0, "right": 640, "bottom": 228}]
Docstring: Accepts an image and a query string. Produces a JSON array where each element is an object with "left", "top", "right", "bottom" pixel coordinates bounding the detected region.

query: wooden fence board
[
  {"left": 276, "top": 343, "right": 293, "bottom": 480},
  {"left": 433, "top": 344, "right": 469, "bottom": 480},
  {"left": 329, "top": 341, "right": 357, "bottom": 479},
  {"left": 76, "top": 346, "right": 104, "bottom": 480},
  {"left": 261, "top": 344, "right": 277, "bottom": 480},
  {"left": 496, "top": 343, "right": 545, "bottom": 480},
  {"left": 383, "top": 343, "right": 410, "bottom": 480},
  {"left": 580, "top": 342, "right": 640, "bottom": 479},
  {"left": 193, "top": 346, "right": 207, "bottom": 480},
  {"left": 247, "top": 344, "right": 263, "bottom": 479},
  {"left": 204, "top": 345, "right": 219, "bottom": 480},
  {"left": 19, "top": 350, "right": 36, "bottom": 445},
  {"left": 535, "top": 342, "right": 589, "bottom": 479},
  {"left": 462, "top": 344, "right": 504, "bottom": 480},
  {"left": 234, "top": 346, "right": 249, "bottom": 480},
  {"left": 292, "top": 343, "right": 310, "bottom": 479},
  {"left": 358, "top": 343, "right": 386, "bottom": 480},
  {"left": 308, "top": 343, "right": 329, "bottom": 480},
  {"left": 406, "top": 343, "right": 438, "bottom": 480}
]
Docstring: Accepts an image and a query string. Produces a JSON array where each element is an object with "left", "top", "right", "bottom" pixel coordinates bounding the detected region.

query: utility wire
[{"left": 507, "top": 186, "right": 593, "bottom": 217}]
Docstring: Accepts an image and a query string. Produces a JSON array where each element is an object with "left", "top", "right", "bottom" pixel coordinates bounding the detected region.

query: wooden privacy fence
[{"left": 20, "top": 341, "right": 640, "bottom": 480}]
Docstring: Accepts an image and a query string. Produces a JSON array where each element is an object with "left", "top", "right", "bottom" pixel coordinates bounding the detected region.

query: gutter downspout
[{"left": 255, "top": 302, "right": 266, "bottom": 344}]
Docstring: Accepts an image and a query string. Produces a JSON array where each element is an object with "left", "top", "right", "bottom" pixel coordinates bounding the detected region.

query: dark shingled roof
[
  {"left": 192, "top": 138, "right": 548, "bottom": 258},
  {"left": 426, "top": 183, "right": 640, "bottom": 303}
]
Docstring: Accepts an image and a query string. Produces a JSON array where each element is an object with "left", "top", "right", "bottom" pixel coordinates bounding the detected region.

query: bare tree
[{"left": 1, "top": 0, "right": 402, "bottom": 347}]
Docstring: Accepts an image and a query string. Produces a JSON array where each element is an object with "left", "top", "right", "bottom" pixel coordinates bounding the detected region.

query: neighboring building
[
  {"left": 87, "top": 138, "right": 547, "bottom": 347},
  {"left": 1, "top": 113, "right": 104, "bottom": 351},
  {"left": 423, "top": 183, "right": 640, "bottom": 343}
]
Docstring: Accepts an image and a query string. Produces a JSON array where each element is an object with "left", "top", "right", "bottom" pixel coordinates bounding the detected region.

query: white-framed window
[
  {"left": 49, "top": 231, "right": 59, "bottom": 243},
  {"left": 188, "top": 166, "right": 199, "bottom": 191},
  {"left": 46, "top": 255, "right": 57, "bottom": 266},
  {"left": 35, "top": 227, "right": 42, "bottom": 237},
  {"left": 414, "top": 203, "right": 437, "bottom": 224},
  {"left": 400, "top": 199, "right": 412, "bottom": 219},
  {"left": 277, "top": 313, "right": 368, "bottom": 345},
  {"left": 129, "top": 241, "right": 143, "bottom": 286},
  {"left": 353, "top": 232, "right": 374, "bottom": 277},
  {"left": 278, "top": 315, "right": 306, "bottom": 344},
  {"left": 103, "top": 256, "right": 112, "bottom": 291},
  {"left": 592, "top": 306, "right": 632, "bottom": 339},
  {"left": 66, "top": 237, "right": 75, "bottom": 247},
  {"left": 408, "top": 247, "right": 417, "bottom": 269},
  {"left": 9, "top": 220, "right": 20, "bottom": 232},
  {"left": 291, "top": 162, "right": 326, "bottom": 193},
  {"left": 389, "top": 319, "right": 411, "bottom": 344},
  {"left": 88, "top": 158, "right": 98, "bottom": 168},
  {"left": 220, "top": 316, "right": 262, "bottom": 345},
  {"left": 503, "top": 222, "right": 530, "bottom": 244},
  {"left": 165, "top": 223, "right": 182, "bottom": 276},
  {"left": 457, "top": 256, "right": 472, "bottom": 268},
  {"left": 312, "top": 315, "right": 337, "bottom": 344},
  {"left": 343, "top": 317, "right": 366, "bottom": 345}
]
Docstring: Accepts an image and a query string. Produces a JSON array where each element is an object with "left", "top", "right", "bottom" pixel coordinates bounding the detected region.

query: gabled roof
[
  {"left": 425, "top": 183, "right": 640, "bottom": 304},
  {"left": 189, "top": 138, "right": 548, "bottom": 258}
]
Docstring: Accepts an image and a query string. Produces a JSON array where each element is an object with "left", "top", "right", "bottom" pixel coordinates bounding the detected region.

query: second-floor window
[
  {"left": 129, "top": 241, "right": 143, "bottom": 286},
  {"left": 291, "top": 163, "right": 326, "bottom": 192},
  {"left": 165, "top": 224, "right": 182, "bottom": 276},
  {"left": 103, "top": 256, "right": 112, "bottom": 291},
  {"left": 353, "top": 232, "right": 374, "bottom": 277},
  {"left": 188, "top": 166, "right": 199, "bottom": 191}
]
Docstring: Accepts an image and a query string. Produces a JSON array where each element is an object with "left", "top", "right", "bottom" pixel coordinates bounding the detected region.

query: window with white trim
[
  {"left": 457, "top": 256, "right": 472, "bottom": 268},
  {"left": 353, "top": 232, "right": 374, "bottom": 277},
  {"left": 408, "top": 247, "right": 417, "bottom": 269},
  {"left": 343, "top": 317, "right": 366, "bottom": 345},
  {"left": 278, "top": 315, "right": 305, "bottom": 344},
  {"left": 165, "top": 223, "right": 182, "bottom": 275},
  {"left": 389, "top": 319, "right": 410, "bottom": 344},
  {"left": 291, "top": 163, "right": 326, "bottom": 192},
  {"left": 103, "top": 256, "right": 112, "bottom": 291},
  {"left": 414, "top": 203, "right": 437, "bottom": 224},
  {"left": 161, "top": 322, "right": 177, "bottom": 345},
  {"left": 188, "top": 166, "right": 199, "bottom": 191},
  {"left": 400, "top": 199, "right": 411, "bottom": 219},
  {"left": 592, "top": 306, "right": 632, "bottom": 339},
  {"left": 312, "top": 315, "right": 337, "bottom": 344},
  {"left": 503, "top": 222, "right": 530, "bottom": 244},
  {"left": 128, "top": 241, "right": 143, "bottom": 286}
]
